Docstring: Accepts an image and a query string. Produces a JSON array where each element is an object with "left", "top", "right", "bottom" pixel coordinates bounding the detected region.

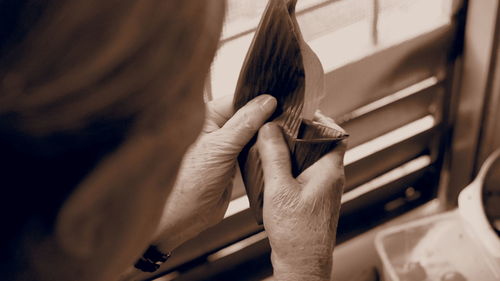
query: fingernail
[
  {"left": 257, "top": 95, "right": 277, "bottom": 112},
  {"left": 260, "top": 122, "right": 282, "bottom": 139}
]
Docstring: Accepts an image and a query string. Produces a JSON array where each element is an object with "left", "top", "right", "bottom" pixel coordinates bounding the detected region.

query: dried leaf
[{"left": 233, "top": 0, "right": 348, "bottom": 224}]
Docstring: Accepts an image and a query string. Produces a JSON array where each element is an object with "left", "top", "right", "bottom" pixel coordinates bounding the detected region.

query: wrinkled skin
[
  {"left": 121, "top": 95, "right": 346, "bottom": 281},
  {"left": 152, "top": 94, "right": 277, "bottom": 252},
  {"left": 258, "top": 123, "right": 347, "bottom": 281}
]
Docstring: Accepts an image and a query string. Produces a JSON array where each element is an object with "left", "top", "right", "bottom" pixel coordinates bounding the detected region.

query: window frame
[
  {"left": 136, "top": 1, "right": 479, "bottom": 280},
  {"left": 441, "top": 0, "right": 500, "bottom": 206}
]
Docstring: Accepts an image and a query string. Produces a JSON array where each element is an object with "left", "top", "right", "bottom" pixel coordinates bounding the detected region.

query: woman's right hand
[{"left": 257, "top": 122, "right": 347, "bottom": 281}]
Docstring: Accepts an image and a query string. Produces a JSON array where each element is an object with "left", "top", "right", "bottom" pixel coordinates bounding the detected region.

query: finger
[
  {"left": 257, "top": 122, "right": 293, "bottom": 184},
  {"left": 297, "top": 140, "right": 347, "bottom": 194},
  {"left": 204, "top": 94, "right": 235, "bottom": 133},
  {"left": 219, "top": 95, "right": 277, "bottom": 148}
]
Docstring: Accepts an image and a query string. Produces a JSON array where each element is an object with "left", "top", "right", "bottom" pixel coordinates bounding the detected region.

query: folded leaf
[{"left": 233, "top": 0, "right": 348, "bottom": 224}]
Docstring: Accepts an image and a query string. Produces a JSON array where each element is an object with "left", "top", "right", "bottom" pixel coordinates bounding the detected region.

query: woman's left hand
[{"left": 152, "top": 94, "right": 277, "bottom": 253}]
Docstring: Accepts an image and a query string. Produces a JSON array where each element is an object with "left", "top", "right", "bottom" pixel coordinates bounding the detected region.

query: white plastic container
[
  {"left": 375, "top": 210, "right": 500, "bottom": 281},
  {"left": 376, "top": 150, "right": 500, "bottom": 281},
  {"left": 458, "top": 149, "right": 500, "bottom": 261}
]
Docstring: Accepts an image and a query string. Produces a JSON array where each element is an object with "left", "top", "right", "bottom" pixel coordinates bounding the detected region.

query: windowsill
[{"left": 329, "top": 199, "right": 445, "bottom": 281}]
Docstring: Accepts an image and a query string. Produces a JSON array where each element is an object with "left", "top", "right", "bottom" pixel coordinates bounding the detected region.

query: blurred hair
[{"left": 0, "top": 0, "right": 225, "bottom": 260}]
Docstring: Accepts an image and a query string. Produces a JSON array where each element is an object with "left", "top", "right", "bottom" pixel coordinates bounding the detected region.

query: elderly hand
[
  {"left": 151, "top": 94, "right": 277, "bottom": 253},
  {"left": 258, "top": 122, "right": 346, "bottom": 281}
]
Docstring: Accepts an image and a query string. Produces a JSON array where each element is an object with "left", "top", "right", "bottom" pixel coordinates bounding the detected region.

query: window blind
[{"left": 143, "top": 1, "right": 465, "bottom": 280}]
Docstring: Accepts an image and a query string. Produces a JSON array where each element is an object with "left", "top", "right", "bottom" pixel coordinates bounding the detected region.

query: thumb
[
  {"left": 257, "top": 123, "right": 294, "bottom": 186},
  {"left": 218, "top": 95, "right": 277, "bottom": 149},
  {"left": 298, "top": 140, "right": 347, "bottom": 196}
]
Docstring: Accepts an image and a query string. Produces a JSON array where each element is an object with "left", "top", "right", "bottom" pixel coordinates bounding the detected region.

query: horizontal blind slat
[
  {"left": 339, "top": 78, "right": 442, "bottom": 147},
  {"left": 320, "top": 23, "right": 453, "bottom": 118},
  {"left": 346, "top": 127, "right": 434, "bottom": 190}
]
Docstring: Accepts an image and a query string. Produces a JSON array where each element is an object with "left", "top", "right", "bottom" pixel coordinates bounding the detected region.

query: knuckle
[
  {"left": 337, "top": 170, "right": 346, "bottom": 186},
  {"left": 259, "top": 138, "right": 288, "bottom": 155},
  {"left": 238, "top": 111, "right": 260, "bottom": 133},
  {"left": 271, "top": 157, "right": 288, "bottom": 170},
  {"left": 331, "top": 172, "right": 345, "bottom": 188},
  {"left": 265, "top": 140, "right": 288, "bottom": 156}
]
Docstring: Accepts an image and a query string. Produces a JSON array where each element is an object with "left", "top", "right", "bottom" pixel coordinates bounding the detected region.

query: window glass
[{"left": 210, "top": 0, "right": 454, "bottom": 100}]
